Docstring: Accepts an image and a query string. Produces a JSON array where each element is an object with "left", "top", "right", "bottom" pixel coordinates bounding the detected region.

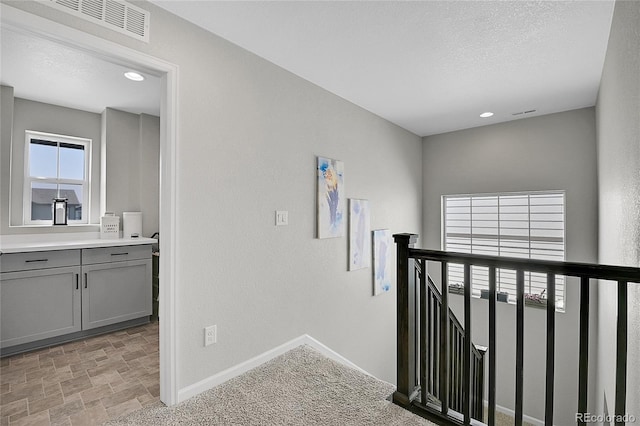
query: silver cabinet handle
[
  {"left": 76, "top": 273, "right": 79, "bottom": 290},
  {"left": 26, "top": 259, "right": 48, "bottom": 263},
  {"left": 84, "top": 273, "right": 88, "bottom": 289},
  {"left": 111, "top": 253, "right": 129, "bottom": 256}
]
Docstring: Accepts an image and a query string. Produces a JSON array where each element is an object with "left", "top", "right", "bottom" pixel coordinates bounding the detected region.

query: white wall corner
[{"left": 176, "top": 334, "right": 378, "bottom": 404}]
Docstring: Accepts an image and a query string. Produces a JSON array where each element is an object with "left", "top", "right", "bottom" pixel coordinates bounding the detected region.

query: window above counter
[{"left": 24, "top": 130, "right": 91, "bottom": 225}]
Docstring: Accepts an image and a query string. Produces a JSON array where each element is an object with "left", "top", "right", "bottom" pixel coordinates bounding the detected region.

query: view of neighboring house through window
[
  {"left": 24, "top": 131, "right": 90, "bottom": 224},
  {"left": 443, "top": 191, "right": 566, "bottom": 311}
]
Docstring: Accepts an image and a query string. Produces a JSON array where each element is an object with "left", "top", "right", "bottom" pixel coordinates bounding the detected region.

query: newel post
[{"left": 393, "top": 233, "right": 419, "bottom": 407}]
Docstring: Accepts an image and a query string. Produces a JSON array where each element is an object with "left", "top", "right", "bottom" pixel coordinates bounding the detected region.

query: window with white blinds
[{"left": 443, "top": 191, "right": 565, "bottom": 310}]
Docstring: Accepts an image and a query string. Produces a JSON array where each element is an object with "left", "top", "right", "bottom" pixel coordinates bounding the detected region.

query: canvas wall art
[
  {"left": 349, "top": 199, "right": 371, "bottom": 270},
  {"left": 317, "top": 157, "right": 345, "bottom": 238},
  {"left": 373, "top": 229, "right": 392, "bottom": 295}
]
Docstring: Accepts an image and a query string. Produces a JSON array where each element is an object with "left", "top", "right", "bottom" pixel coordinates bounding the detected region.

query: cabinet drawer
[
  {"left": 82, "top": 245, "right": 151, "bottom": 264},
  {"left": 0, "top": 250, "right": 81, "bottom": 273}
]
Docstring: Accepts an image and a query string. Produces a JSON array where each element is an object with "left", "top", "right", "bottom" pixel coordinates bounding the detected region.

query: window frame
[
  {"left": 23, "top": 130, "right": 91, "bottom": 225},
  {"left": 441, "top": 190, "right": 566, "bottom": 311}
]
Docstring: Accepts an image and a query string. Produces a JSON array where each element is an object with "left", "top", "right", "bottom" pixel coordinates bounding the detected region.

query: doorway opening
[{"left": 0, "top": 2, "right": 178, "bottom": 408}]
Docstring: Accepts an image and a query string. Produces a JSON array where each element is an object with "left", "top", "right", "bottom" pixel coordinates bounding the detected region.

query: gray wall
[
  {"left": 3, "top": 0, "right": 422, "bottom": 391},
  {"left": 0, "top": 95, "right": 159, "bottom": 237},
  {"left": 101, "top": 108, "right": 159, "bottom": 237},
  {"left": 5, "top": 96, "right": 102, "bottom": 231},
  {"left": 139, "top": 114, "right": 160, "bottom": 237},
  {"left": 422, "top": 108, "right": 599, "bottom": 424},
  {"left": 595, "top": 0, "right": 640, "bottom": 421},
  {"left": 102, "top": 107, "right": 140, "bottom": 218},
  {"left": 0, "top": 86, "right": 15, "bottom": 234}
]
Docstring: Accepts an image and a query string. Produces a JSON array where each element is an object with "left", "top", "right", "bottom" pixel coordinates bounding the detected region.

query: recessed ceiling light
[
  {"left": 480, "top": 112, "right": 494, "bottom": 118},
  {"left": 124, "top": 71, "right": 145, "bottom": 82}
]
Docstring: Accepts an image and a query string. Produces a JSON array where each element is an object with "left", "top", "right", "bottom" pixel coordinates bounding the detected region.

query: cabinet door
[
  {"left": 82, "top": 259, "right": 151, "bottom": 330},
  {"left": 1, "top": 266, "right": 81, "bottom": 348}
]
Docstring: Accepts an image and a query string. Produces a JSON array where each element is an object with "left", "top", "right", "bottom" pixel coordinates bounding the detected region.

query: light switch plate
[
  {"left": 204, "top": 325, "right": 217, "bottom": 346},
  {"left": 276, "top": 210, "right": 288, "bottom": 226}
]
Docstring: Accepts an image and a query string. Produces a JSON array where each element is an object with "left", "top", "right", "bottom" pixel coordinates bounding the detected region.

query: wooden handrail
[
  {"left": 393, "top": 233, "right": 640, "bottom": 426},
  {"left": 408, "top": 248, "right": 640, "bottom": 282}
]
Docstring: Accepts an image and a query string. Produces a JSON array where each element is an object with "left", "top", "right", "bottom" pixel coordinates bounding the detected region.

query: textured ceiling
[
  {"left": 0, "top": 28, "right": 161, "bottom": 116},
  {"left": 153, "top": 0, "right": 615, "bottom": 136},
  {"left": 1, "top": 1, "right": 615, "bottom": 136}
]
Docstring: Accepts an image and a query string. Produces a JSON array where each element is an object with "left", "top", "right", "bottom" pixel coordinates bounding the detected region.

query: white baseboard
[
  {"left": 177, "top": 334, "right": 372, "bottom": 403},
  {"left": 490, "top": 403, "right": 544, "bottom": 426},
  {"left": 303, "top": 335, "right": 374, "bottom": 376}
]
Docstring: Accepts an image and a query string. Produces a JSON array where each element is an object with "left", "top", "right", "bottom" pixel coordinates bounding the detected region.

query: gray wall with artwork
[{"left": 5, "top": 1, "right": 423, "bottom": 392}]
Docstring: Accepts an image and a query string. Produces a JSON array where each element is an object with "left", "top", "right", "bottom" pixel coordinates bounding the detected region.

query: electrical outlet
[{"left": 204, "top": 325, "right": 217, "bottom": 346}]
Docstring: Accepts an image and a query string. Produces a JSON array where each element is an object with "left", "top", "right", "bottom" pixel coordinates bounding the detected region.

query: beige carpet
[{"left": 103, "top": 345, "right": 435, "bottom": 425}]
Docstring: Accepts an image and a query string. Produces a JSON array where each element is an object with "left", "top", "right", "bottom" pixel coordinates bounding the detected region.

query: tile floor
[{"left": 0, "top": 321, "right": 159, "bottom": 426}]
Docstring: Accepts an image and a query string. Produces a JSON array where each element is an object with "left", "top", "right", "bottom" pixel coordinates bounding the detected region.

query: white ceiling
[
  {"left": 152, "top": 0, "right": 615, "bottom": 136},
  {"left": 0, "top": 27, "right": 161, "bottom": 116},
  {"left": 1, "top": 1, "right": 615, "bottom": 136}
]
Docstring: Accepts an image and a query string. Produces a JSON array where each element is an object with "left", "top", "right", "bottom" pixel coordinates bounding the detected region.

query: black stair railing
[
  {"left": 417, "top": 259, "right": 486, "bottom": 420},
  {"left": 392, "top": 233, "right": 640, "bottom": 426}
]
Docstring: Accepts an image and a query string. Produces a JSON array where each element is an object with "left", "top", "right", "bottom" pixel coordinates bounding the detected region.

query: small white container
[
  {"left": 100, "top": 213, "right": 120, "bottom": 239},
  {"left": 123, "top": 212, "right": 142, "bottom": 238}
]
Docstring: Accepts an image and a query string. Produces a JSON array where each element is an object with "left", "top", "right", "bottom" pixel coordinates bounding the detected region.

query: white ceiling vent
[
  {"left": 512, "top": 109, "right": 537, "bottom": 117},
  {"left": 43, "top": 0, "right": 150, "bottom": 42}
]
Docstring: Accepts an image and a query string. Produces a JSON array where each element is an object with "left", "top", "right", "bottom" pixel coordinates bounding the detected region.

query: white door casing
[{"left": 0, "top": 3, "right": 180, "bottom": 405}]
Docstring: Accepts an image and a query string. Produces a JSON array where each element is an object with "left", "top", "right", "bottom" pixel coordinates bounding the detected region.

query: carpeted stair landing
[{"left": 103, "top": 345, "right": 435, "bottom": 425}]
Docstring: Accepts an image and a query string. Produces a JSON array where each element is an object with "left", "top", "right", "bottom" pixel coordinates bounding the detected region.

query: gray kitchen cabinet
[
  {"left": 0, "top": 250, "right": 82, "bottom": 349},
  {"left": 81, "top": 246, "right": 152, "bottom": 330},
  {"left": 0, "top": 244, "right": 152, "bottom": 353}
]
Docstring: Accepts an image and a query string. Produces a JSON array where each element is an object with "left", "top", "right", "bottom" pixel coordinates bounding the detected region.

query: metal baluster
[
  {"left": 488, "top": 266, "right": 497, "bottom": 425},
  {"left": 577, "top": 277, "right": 590, "bottom": 425},
  {"left": 463, "top": 263, "right": 471, "bottom": 425},
  {"left": 440, "top": 262, "right": 450, "bottom": 416},
  {"left": 433, "top": 297, "right": 439, "bottom": 396},
  {"left": 545, "top": 273, "right": 556, "bottom": 425},
  {"left": 477, "top": 352, "right": 484, "bottom": 420},
  {"left": 420, "top": 261, "right": 428, "bottom": 405},
  {"left": 515, "top": 269, "right": 524, "bottom": 426},
  {"left": 455, "top": 331, "right": 460, "bottom": 410},
  {"left": 416, "top": 263, "right": 421, "bottom": 392},
  {"left": 451, "top": 321, "right": 457, "bottom": 411},
  {"left": 614, "top": 281, "right": 627, "bottom": 426}
]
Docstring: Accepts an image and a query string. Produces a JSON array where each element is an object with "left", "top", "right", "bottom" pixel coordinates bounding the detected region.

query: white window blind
[{"left": 443, "top": 191, "right": 565, "bottom": 310}]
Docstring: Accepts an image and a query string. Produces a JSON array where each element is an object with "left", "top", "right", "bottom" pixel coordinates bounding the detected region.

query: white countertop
[{"left": 0, "top": 233, "right": 157, "bottom": 254}]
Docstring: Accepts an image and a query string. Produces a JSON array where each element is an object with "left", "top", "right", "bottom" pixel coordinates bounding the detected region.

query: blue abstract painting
[
  {"left": 349, "top": 199, "right": 371, "bottom": 270},
  {"left": 373, "top": 229, "right": 392, "bottom": 295},
  {"left": 317, "top": 157, "right": 345, "bottom": 238}
]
